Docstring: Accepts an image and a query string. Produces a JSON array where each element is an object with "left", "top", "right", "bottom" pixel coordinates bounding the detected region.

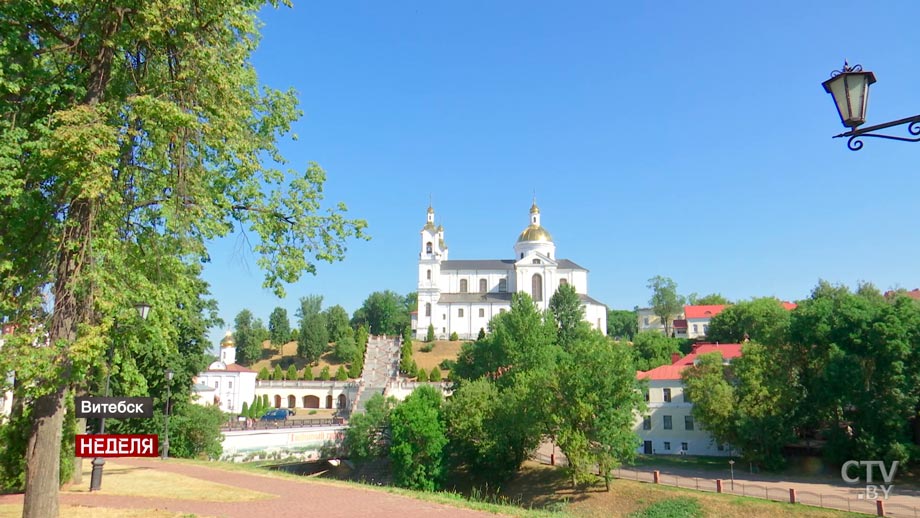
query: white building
[
  {"left": 194, "top": 333, "right": 257, "bottom": 414},
  {"left": 416, "top": 202, "right": 607, "bottom": 340},
  {"left": 635, "top": 343, "right": 742, "bottom": 457}
]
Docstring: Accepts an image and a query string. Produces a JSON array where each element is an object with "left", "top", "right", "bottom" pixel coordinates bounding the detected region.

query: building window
[
  {"left": 520, "top": 253, "right": 524, "bottom": 259},
  {"left": 531, "top": 274, "right": 543, "bottom": 302},
  {"left": 532, "top": 259, "right": 541, "bottom": 264},
  {"left": 683, "top": 390, "right": 692, "bottom": 403},
  {"left": 681, "top": 442, "right": 689, "bottom": 452},
  {"left": 479, "top": 279, "right": 487, "bottom": 293},
  {"left": 458, "top": 308, "right": 464, "bottom": 318},
  {"left": 663, "top": 388, "right": 672, "bottom": 403},
  {"left": 442, "top": 314, "right": 446, "bottom": 320},
  {"left": 478, "top": 308, "right": 485, "bottom": 318},
  {"left": 643, "top": 416, "right": 651, "bottom": 430},
  {"left": 228, "top": 381, "right": 233, "bottom": 389},
  {"left": 426, "top": 269, "right": 431, "bottom": 280},
  {"left": 460, "top": 279, "right": 468, "bottom": 293},
  {"left": 644, "top": 391, "right": 649, "bottom": 402},
  {"left": 663, "top": 415, "right": 672, "bottom": 430},
  {"left": 685, "top": 415, "right": 694, "bottom": 431},
  {"left": 692, "top": 324, "right": 698, "bottom": 333},
  {"left": 499, "top": 278, "right": 507, "bottom": 292},
  {"left": 426, "top": 242, "right": 432, "bottom": 254},
  {"left": 425, "top": 303, "right": 431, "bottom": 317},
  {"left": 644, "top": 317, "right": 650, "bottom": 326},
  {"left": 664, "top": 441, "right": 671, "bottom": 451},
  {"left": 559, "top": 278, "right": 568, "bottom": 286}
]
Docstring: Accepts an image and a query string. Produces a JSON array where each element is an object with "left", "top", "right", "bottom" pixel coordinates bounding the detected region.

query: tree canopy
[
  {"left": 606, "top": 309, "right": 638, "bottom": 340},
  {"left": 268, "top": 307, "right": 291, "bottom": 348},
  {"left": 706, "top": 298, "right": 790, "bottom": 346},
  {"left": 352, "top": 290, "right": 411, "bottom": 336},
  {"left": 647, "top": 276, "right": 685, "bottom": 336}
]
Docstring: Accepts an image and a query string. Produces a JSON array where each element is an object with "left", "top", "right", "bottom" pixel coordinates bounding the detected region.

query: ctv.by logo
[{"left": 841, "top": 460, "right": 899, "bottom": 500}]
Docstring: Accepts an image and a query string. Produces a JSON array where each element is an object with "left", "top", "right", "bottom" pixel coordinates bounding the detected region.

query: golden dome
[
  {"left": 220, "top": 332, "right": 235, "bottom": 348},
  {"left": 427, "top": 205, "right": 434, "bottom": 214},
  {"left": 517, "top": 225, "right": 553, "bottom": 242},
  {"left": 530, "top": 202, "right": 540, "bottom": 214}
]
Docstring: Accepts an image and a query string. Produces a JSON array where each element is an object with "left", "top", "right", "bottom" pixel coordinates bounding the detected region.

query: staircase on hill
[{"left": 351, "top": 336, "right": 400, "bottom": 414}]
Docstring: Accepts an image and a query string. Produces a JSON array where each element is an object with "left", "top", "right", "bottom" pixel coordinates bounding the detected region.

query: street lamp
[
  {"left": 729, "top": 459, "right": 735, "bottom": 491},
  {"left": 823, "top": 61, "right": 920, "bottom": 150},
  {"left": 163, "top": 368, "right": 174, "bottom": 459},
  {"left": 89, "top": 302, "right": 152, "bottom": 492}
]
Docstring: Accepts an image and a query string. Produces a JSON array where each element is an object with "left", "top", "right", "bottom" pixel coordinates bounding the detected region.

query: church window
[
  {"left": 442, "top": 314, "right": 446, "bottom": 320},
  {"left": 228, "top": 381, "right": 233, "bottom": 389},
  {"left": 426, "top": 242, "right": 432, "bottom": 254},
  {"left": 460, "top": 279, "right": 468, "bottom": 293},
  {"left": 458, "top": 308, "right": 464, "bottom": 317},
  {"left": 425, "top": 303, "right": 431, "bottom": 317},
  {"left": 532, "top": 274, "right": 543, "bottom": 301},
  {"left": 498, "top": 278, "right": 507, "bottom": 292},
  {"left": 559, "top": 278, "right": 568, "bottom": 286},
  {"left": 479, "top": 279, "right": 487, "bottom": 293},
  {"left": 532, "top": 259, "right": 540, "bottom": 265},
  {"left": 479, "top": 308, "right": 485, "bottom": 317},
  {"left": 520, "top": 253, "right": 524, "bottom": 259},
  {"left": 426, "top": 269, "right": 431, "bottom": 280}
]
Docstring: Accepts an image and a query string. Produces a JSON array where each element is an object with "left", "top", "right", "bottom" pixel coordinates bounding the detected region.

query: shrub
[
  {"left": 302, "top": 366, "right": 313, "bottom": 380},
  {"left": 273, "top": 365, "right": 284, "bottom": 380},
  {"left": 420, "top": 342, "right": 434, "bottom": 353},
  {"left": 426, "top": 324, "right": 435, "bottom": 342},
  {"left": 241, "top": 401, "right": 249, "bottom": 418},
  {"left": 286, "top": 364, "right": 298, "bottom": 381},
  {"left": 258, "top": 367, "right": 270, "bottom": 380},
  {"left": 417, "top": 368, "right": 428, "bottom": 382},
  {"left": 348, "top": 362, "right": 362, "bottom": 379},
  {"left": 477, "top": 328, "right": 486, "bottom": 341},
  {"left": 429, "top": 367, "right": 441, "bottom": 382},
  {"left": 438, "top": 359, "right": 456, "bottom": 371},
  {"left": 319, "top": 365, "right": 331, "bottom": 381},
  {"left": 449, "top": 332, "right": 459, "bottom": 341},
  {"left": 629, "top": 497, "right": 703, "bottom": 518},
  {"left": 335, "top": 366, "right": 348, "bottom": 381}
]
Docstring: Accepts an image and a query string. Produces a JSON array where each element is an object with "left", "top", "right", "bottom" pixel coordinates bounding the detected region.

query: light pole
[
  {"left": 90, "top": 301, "right": 151, "bottom": 492},
  {"left": 729, "top": 459, "right": 735, "bottom": 491},
  {"left": 823, "top": 61, "right": 920, "bottom": 150},
  {"left": 163, "top": 367, "right": 174, "bottom": 459}
]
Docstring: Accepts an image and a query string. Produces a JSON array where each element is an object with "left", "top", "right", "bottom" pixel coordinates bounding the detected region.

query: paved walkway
[{"left": 0, "top": 458, "right": 502, "bottom": 518}]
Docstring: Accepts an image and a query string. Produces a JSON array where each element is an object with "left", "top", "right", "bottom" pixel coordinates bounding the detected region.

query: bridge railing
[
  {"left": 221, "top": 417, "right": 346, "bottom": 432},
  {"left": 255, "top": 380, "right": 359, "bottom": 389}
]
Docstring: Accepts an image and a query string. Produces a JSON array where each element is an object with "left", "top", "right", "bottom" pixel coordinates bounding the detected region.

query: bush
[
  {"left": 438, "top": 359, "right": 456, "bottom": 371},
  {"left": 258, "top": 367, "right": 270, "bottom": 380},
  {"left": 302, "top": 366, "right": 313, "bottom": 380},
  {"left": 629, "top": 498, "right": 703, "bottom": 518},
  {"left": 273, "top": 365, "right": 284, "bottom": 380},
  {"left": 477, "top": 328, "right": 486, "bottom": 340},
  {"left": 429, "top": 367, "right": 442, "bottom": 382},
  {"left": 449, "top": 332, "right": 459, "bottom": 341},
  {"left": 348, "top": 362, "right": 362, "bottom": 379},
  {"left": 319, "top": 365, "right": 331, "bottom": 381},
  {"left": 335, "top": 366, "right": 349, "bottom": 381},
  {"left": 420, "top": 342, "right": 434, "bottom": 353},
  {"left": 241, "top": 401, "right": 249, "bottom": 418},
  {"left": 286, "top": 364, "right": 298, "bottom": 381},
  {"left": 426, "top": 324, "right": 435, "bottom": 342},
  {"left": 417, "top": 368, "right": 428, "bottom": 382}
]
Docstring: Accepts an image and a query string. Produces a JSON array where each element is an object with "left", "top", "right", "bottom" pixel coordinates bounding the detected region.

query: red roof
[
  {"left": 781, "top": 301, "right": 798, "bottom": 310},
  {"left": 885, "top": 289, "right": 920, "bottom": 301},
  {"left": 684, "top": 305, "right": 728, "bottom": 319},
  {"left": 637, "top": 343, "right": 742, "bottom": 381}
]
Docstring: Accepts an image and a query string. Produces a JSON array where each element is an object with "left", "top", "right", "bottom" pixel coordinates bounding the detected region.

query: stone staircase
[{"left": 350, "top": 336, "right": 400, "bottom": 414}]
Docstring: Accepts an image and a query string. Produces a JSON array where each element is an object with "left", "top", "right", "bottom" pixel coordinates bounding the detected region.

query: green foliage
[
  {"left": 335, "top": 366, "right": 348, "bottom": 381},
  {"left": 162, "top": 404, "right": 225, "bottom": 460},
  {"left": 687, "top": 293, "right": 731, "bottom": 306},
  {"left": 647, "top": 276, "right": 685, "bottom": 336},
  {"left": 706, "top": 298, "right": 790, "bottom": 345},
  {"left": 333, "top": 327, "right": 358, "bottom": 363},
  {"left": 273, "top": 365, "right": 284, "bottom": 381},
  {"left": 234, "top": 310, "right": 260, "bottom": 366},
  {"left": 258, "top": 367, "right": 270, "bottom": 380},
  {"left": 348, "top": 362, "right": 362, "bottom": 379},
  {"left": 324, "top": 305, "right": 352, "bottom": 345},
  {"left": 429, "top": 367, "right": 442, "bottom": 382},
  {"left": 252, "top": 318, "right": 269, "bottom": 350},
  {"left": 400, "top": 335, "right": 415, "bottom": 375},
  {"left": 426, "top": 324, "right": 436, "bottom": 342},
  {"left": 629, "top": 498, "right": 703, "bottom": 518},
  {"left": 268, "top": 307, "right": 291, "bottom": 348},
  {"left": 302, "top": 366, "right": 314, "bottom": 381},
  {"left": 419, "top": 342, "right": 434, "bottom": 353},
  {"left": 344, "top": 394, "right": 396, "bottom": 461},
  {"left": 477, "top": 328, "right": 486, "bottom": 341},
  {"left": 353, "top": 290, "right": 411, "bottom": 335},
  {"left": 607, "top": 309, "right": 638, "bottom": 340},
  {"left": 286, "top": 364, "right": 298, "bottom": 381},
  {"left": 297, "top": 295, "right": 329, "bottom": 363},
  {"left": 449, "top": 332, "right": 459, "bottom": 341},
  {"left": 319, "top": 365, "right": 331, "bottom": 381},
  {"left": 241, "top": 401, "right": 249, "bottom": 417},
  {"left": 549, "top": 283, "right": 589, "bottom": 350},
  {"left": 389, "top": 386, "right": 447, "bottom": 491},
  {"left": 631, "top": 331, "right": 684, "bottom": 371},
  {"left": 401, "top": 325, "right": 413, "bottom": 344},
  {"left": 417, "top": 368, "right": 428, "bottom": 382}
]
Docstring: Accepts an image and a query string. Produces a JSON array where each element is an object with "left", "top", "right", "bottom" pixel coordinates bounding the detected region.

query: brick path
[{"left": 0, "top": 458, "right": 503, "bottom": 518}]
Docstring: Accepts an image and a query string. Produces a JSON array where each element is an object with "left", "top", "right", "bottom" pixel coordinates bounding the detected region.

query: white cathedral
[{"left": 415, "top": 202, "right": 607, "bottom": 340}]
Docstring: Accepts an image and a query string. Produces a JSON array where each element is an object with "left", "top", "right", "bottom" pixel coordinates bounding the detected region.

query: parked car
[{"left": 259, "top": 409, "right": 289, "bottom": 421}]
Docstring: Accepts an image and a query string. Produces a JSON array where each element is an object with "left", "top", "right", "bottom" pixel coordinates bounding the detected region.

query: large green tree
[
  {"left": 352, "top": 291, "right": 410, "bottom": 336},
  {"left": 606, "top": 309, "right": 638, "bottom": 340},
  {"left": 297, "top": 295, "right": 328, "bottom": 363},
  {"left": 706, "top": 298, "right": 791, "bottom": 346},
  {"left": 631, "top": 331, "right": 684, "bottom": 371},
  {"left": 324, "top": 304, "right": 351, "bottom": 344},
  {"left": 0, "top": 2, "right": 367, "bottom": 515},
  {"left": 268, "top": 307, "right": 291, "bottom": 349},
  {"left": 647, "top": 276, "right": 685, "bottom": 336},
  {"left": 389, "top": 385, "right": 448, "bottom": 491},
  {"left": 233, "top": 310, "right": 260, "bottom": 366},
  {"left": 343, "top": 394, "right": 397, "bottom": 462},
  {"left": 687, "top": 293, "right": 731, "bottom": 305}
]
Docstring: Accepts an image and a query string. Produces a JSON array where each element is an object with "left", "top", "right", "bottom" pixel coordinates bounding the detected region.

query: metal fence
[
  {"left": 532, "top": 453, "right": 919, "bottom": 517},
  {"left": 220, "top": 417, "right": 344, "bottom": 432}
]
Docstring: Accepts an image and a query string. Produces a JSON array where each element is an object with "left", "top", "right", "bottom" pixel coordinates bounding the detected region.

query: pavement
[{"left": 0, "top": 458, "right": 502, "bottom": 518}]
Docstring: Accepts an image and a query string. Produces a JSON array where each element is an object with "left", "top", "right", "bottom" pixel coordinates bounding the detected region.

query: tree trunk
[
  {"left": 22, "top": 389, "right": 67, "bottom": 518},
  {"left": 71, "top": 418, "right": 86, "bottom": 484}
]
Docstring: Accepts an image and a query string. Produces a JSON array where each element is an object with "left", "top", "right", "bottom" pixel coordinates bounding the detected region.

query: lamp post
[
  {"left": 729, "top": 459, "right": 735, "bottom": 491},
  {"left": 163, "top": 368, "right": 174, "bottom": 459},
  {"left": 89, "top": 301, "right": 151, "bottom": 492},
  {"left": 823, "top": 61, "right": 920, "bottom": 150}
]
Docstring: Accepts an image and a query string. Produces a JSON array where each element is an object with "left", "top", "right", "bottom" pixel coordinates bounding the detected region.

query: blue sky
[{"left": 202, "top": 1, "right": 920, "bottom": 348}]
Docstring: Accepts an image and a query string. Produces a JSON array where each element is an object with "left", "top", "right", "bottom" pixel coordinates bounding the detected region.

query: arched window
[
  {"left": 426, "top": 269, "right": 431, "bottom": 280},
  {"left": 337, "top": 394, "right": 347, "bottom": 409},
  {"left": 274, "top": 395, "right": 282, "bottom": 408},
  {"left": 426, "top": 242, "right": 432, "bottom": 254},
  {"left": 304, "top": 395, "right": 320, "bottom": 408},
  {"left": 498, "top": 278, "right": 507, "bottom": 292},
  {"left": 460, "top": 279, "right": 468, "bottom": 293},
  {"left": 532, "top": 274, "right": 543, "bottom": 302},
  {"left": 288, "top": 395, "right": 296, "bottom": 408},
  {"left": 326, "top": 395, "right": 333, "bottom": 409},
  {"left": 479, "top": 279, "right": 487, "bottom": 293},
  {"left": 425, "top": 303, "right": 431, "bottom": 317}
]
